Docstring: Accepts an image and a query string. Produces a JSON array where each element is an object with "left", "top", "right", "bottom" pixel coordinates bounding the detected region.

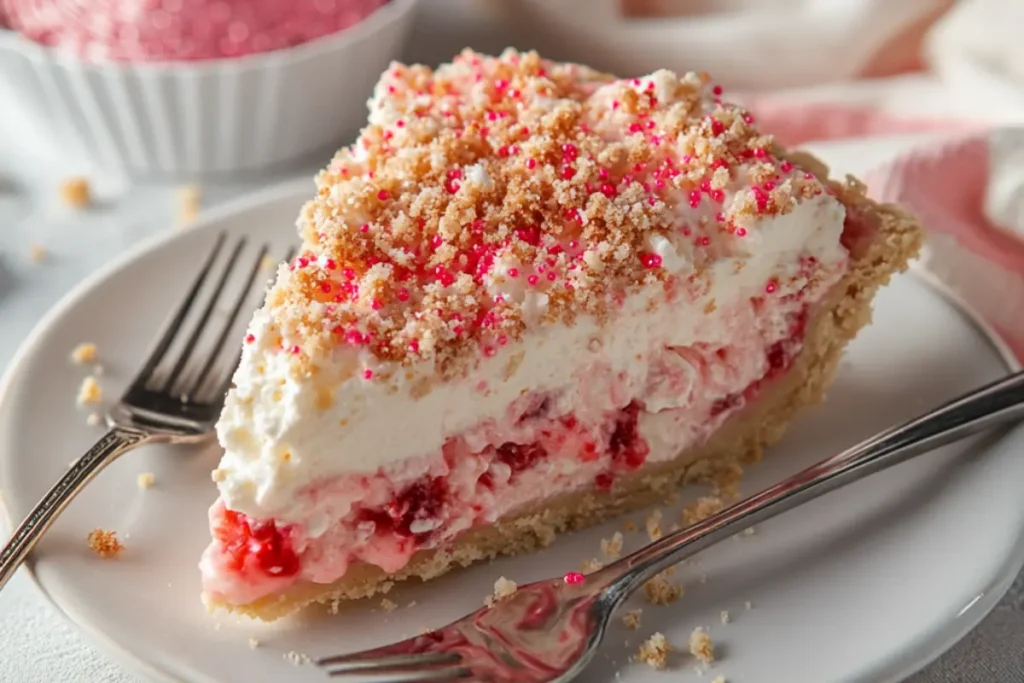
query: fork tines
[{"left": 124, "top": 232, "right": 291, "bottom": 410}]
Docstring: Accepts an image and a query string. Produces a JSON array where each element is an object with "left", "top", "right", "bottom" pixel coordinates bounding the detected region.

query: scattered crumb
[
  {"left": 284, "top": 651, "right": 311, "bottom": 666},
  {"left": 681, "top": 496, "right": 726, "bottom": 526},
  {"left": 380, "top": 598, "right": 398, "bottom": 612},
  {"left": 643, "top": 571, "right": 682, "bottom": 605},
  {"left": 580, "top": 558, "right": 604, "bottom": 574},
  {"left": 86, "top": 528, "right": 123, "bottom": 558},
  {"left": 623, "top": 520, "right": 637, "bottom": 532},
  {"left": 77, "top": 376, "right": 102, "bottom": 405},
  {"left": 720, "top": 610, "right": 731, "bottom": 624},
  {"left": 213, "top": 622, "right": 222, "bottom": 631},
  {"left": 742, "top": 526, "right": 756, "bottom": 536},
  {"left": 646, "top": 509, "right": 663, "bottom": 541},
  {"left": 407, "top": 601, "right": 417, "bottom": 608},
  {"left": 260, "top": 254, "right": 276, "bottom": 271},
  {"left": 689, "top": 627, "right": 715, "bottom": 665},
  {"left": 86, "top": 413, "right": 102, "bottom": 427},
  {"left": 622, "top": 609, "right": 642, "bottom": 630},
  {"left": 137, "top": 472, "right": 155, "bottom": 489},
  {"left": 744, "top": 601, "right": 753, "bottom": 610},
  {"left": 177, "top": 184, "right": 202, "bottom": 227},
  {"left": 601, "top": 531, "right": 624, "bottom": 558},
  {"left": 418, "top": 626, "right": 434, "bottom": 635},
  {"left": 59, "top": 177, "right": 91, "bottom": 208},
  {"left": 248, "top": 638, "right": 261, "bottom": 649},
  {"left": 29, "top": 244, "right": 47, "bottom": 263},
  {"left": 92, "top": 364, "right": 104, "bottom": 377},
  {"left": 70, "top": 342, "right": 97, "bottom": 365},
  {"left": 485, "top": 576, "right": 518, "bottom": 606},
  {"left": 635, "top": 632, "right": 670, "bottom": 670},
  {"left": 329, "top": 598, "right": 341, "bottom": 615},
  {"left": 712, "top": 676, "right": 727, "bottom": 683}
]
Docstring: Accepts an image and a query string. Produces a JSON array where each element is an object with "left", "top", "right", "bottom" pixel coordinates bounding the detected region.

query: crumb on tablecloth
[
  {"left": 70, "top": 342, "right": 97, "bottom": 364},
  {"left": 137, "top": 472, "right": 155, "bottom": 489},
  {"left": 643, "top": 570, "right": 682, "bottom": 605},
  {"left": 720, "top": 610, "right": 731, "bottom": 624},
  {"left": 86, "top": 413, "right": 102, "bottom": 427},
  {"left": 711, "top": 676, "right": 727, "bottom": 683},
  {"left": 77, "top": 376, "right": 102, "bottom": 405},
  {"left": 580, "top": 558, "right": 604, "bottom": 574},
  {"left": 380, "top": 598, "right": 398, "bottom": 612},
  {"left": 601, "top": 531, "right": 624, "bottom": 558},
  {"left": 29, "top": 244, "right": 47, "bottom": 263},
  {"left": 622, "top": 609, "right": 642, "bottom": 630},
  {"left": 284, "top": 651, "right": 311, "bottom": 666},
  {"left": 248, "top": 638, "right": 261, "bottom": 649},
  {"left": 60, "top": 177, "right": 91, "bottom": 208},
  {"left": 623, "top": 520, "right": 637, "bottom": 532},
  {"left": 635, "top": 632, "right": 670, "bottom": 670},
  {"left": 689, "top": 627, "right": 715, "bottom": 665},
  {"left": 87, "top": 528, "right": 123, "bottom": 558}
]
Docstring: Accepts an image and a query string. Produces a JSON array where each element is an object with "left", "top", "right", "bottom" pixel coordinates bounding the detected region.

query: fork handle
[
  {"left": 603, "top": 369, "right": 1024, "bottom": 601},
  {"left": 0, "top": 427, "right": 150, "bottom": 591}
]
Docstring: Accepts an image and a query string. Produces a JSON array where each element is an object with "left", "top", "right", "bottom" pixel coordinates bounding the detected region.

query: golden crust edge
[{"left": 207, "top": 163, "right": 924, "bottom": 621}]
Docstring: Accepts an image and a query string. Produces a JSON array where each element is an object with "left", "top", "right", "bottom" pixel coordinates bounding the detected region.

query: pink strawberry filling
[{"left": 202, "top": 303, "right": 810, "bottom": 605}]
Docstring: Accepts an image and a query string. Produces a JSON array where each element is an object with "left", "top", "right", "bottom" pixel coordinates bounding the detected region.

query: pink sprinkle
[
  {"left": 527, "top": 274, "right": 539, "bottom": 286},
  {"left": 363, "top": 369, "right": 374, "bottom": 380},
  {"left": 688, "top": 189, "right": 702, "bottom": 208},
  {"left": 527, "top": 158, "right": 537, "bottom": 170},
  {"left": 360, "top": 223, "right": 370, "bottom": 233},
  {"left": 497, "top": 335, "right": 508, "bottom": 346},
  {"left": 546, "top": 271, "right": 557, "bottom": 281},
  {"left": 712, "top": 85, "right": 723, "bottom": 96},
  {"left": 507, "top": 267, "right": 519, "bottom": 278},
  {"left": 244, "top": 334, "right": 255, "bottom": 344},
  {"left": 397, "top": 288, "right": 410, "bottom": 302},
  {"left": 371, "top": 298, "right": 382, "bottom": 310},
  {"left": 628, "top": 122, "right": 643, "bottom": 134},
  {"left": 641, "top": 253, "right": 663, "bottom": 269},
  {"left": 408, "top": 339, "right": 419, "bottom": 353},
  {"left": 766, "top": 281, "right": 777, "bottom": 294},
  {"left": 780, "top": 160, "right": 794, "bottom": 172},
  {"left": 736, "top": 227, "right": 748, "bottom": 237},
  {"left": 377, "top": 189, "right": 390, "bottom": 201},
  {"left": 563, "top": 572, "right": 586, "bottom": 585},
  {"left": 290, "top": 345, "right": 301, "bottom": 355}
]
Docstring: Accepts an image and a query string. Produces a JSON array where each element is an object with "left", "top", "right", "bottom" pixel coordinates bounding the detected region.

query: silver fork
[
  {"left": 319, "top": 368, "right": 1024, "bottom": 682},
  {"left": 0, "top": 232, "right": 283, "bottom": 591}
]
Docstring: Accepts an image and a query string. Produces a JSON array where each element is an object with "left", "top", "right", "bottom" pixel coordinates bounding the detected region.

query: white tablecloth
[{"left": 1, "top": 3, "right": 1023, "bottom": 681}]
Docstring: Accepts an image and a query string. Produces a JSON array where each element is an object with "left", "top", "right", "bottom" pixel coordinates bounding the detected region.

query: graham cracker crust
[{"left": 209, "top": 161, "right": 923, "bottom": 621}]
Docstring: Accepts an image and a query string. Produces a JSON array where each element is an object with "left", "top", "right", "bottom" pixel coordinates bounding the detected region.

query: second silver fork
[{"left": 0, "top": 232, "right": 283, "bottom": 592}]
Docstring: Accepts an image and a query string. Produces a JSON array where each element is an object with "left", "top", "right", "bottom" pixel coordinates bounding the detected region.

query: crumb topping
[
  {"left": 86, "top": 528, "right": 123, "bottom": 558},
  {"left": 601, "top": 531, "right": 624, "bottom": 558},
  {"left": 643, "top": 570, "right": 682, "bottom": 605},
  {"left": 622, "top": 609, "right": 642, "bottom": 630},
  {"left": 254, "top": 49, "right": 828, "bottom": 382}
]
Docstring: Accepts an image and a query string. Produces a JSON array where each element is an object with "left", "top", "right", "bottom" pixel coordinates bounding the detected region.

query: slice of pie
[{"left": 200, "top": 49, "right": 922, "bottom": 619}]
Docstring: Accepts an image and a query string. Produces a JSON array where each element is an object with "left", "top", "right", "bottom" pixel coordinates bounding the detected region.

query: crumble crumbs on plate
[
  {"left": 485, "top": 576, "right": 518, "bottom": 606},
  {"left": 77, "top": 376, "right": 102, "bottom": 405},
  {"left": 643, "top": 570, "right": 682, "bottom": 605},
  {"left": 635, "top": 632, "right": 670, "bottom": 670},
  {"left": 29, "top": 244, "right": 47, "bottom": 263},
  {"left": 284, "top": 651, "right": 311, "bottom": 665},
  {"left": 59, "top": 177, "right": 91, "bottom": 208},
  {"left": 623, "top": 520, "right": 637, "bottom": 532},
  {"left": 87, "top": 528, "right": 123, "bottom": 558},
  {"left": 681, "top": 495, "right": 725, "bottom": 525},
  {"left": 137, "top": 472, "right": 156, "bottom": 489},
  {"left": 712, "top": 677, "right": 727, "bottom": 683},
  {"left": 86, "top": 413, "right": 102, "bottom": 427},
  {"left": 646, "top": 509, "right": 663, "bottom": 541},
  {"left": 177, "top": 184, "right": 202, "bottom": 227},
  {"left": 622, "top": 609, "right": 642, "bottom": 630},
  {"left": 601, "top": 531, "right": 624, "bottom": 558},
  {"left": 580, "top": 558, "right": 604, "bottom": 574},
  {"left": 720, "top": 609, "right": 731, "bottom": 624},
  {"left": 248, "top": 638, "right": 261, "bottom": 649},
  {"left": 689, "top": 627, "right": 715, "bottom": 665},
  {"left": 70, "top": 342, "right": 97, "bottom": 364},
  {"left": 380, "top": 598, "right": 398, "bottom": 612}
]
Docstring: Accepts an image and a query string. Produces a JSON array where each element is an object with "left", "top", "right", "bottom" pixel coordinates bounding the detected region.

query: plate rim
[{"left": 1, "top": 179, "right": 1022, "bottom": 683}]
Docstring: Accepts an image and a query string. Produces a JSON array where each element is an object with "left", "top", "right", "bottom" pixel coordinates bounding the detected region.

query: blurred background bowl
[{"left": 0, "top": 0, "right": 419, "bottom": 181}]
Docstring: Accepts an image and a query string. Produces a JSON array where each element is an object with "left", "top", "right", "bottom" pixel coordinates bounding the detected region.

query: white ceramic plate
[{"left": 1, "top": 180, "right": 1023, "bottom": 683}]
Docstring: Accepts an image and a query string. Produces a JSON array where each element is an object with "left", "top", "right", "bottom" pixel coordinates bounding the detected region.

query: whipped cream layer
[{"left": 215, "top": 193, "right": 847, "bottom": 526}]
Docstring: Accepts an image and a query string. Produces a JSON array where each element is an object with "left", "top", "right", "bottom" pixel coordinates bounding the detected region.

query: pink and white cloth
[{"left": 732, "top": 0, "right": 1024, "bottom": 362}]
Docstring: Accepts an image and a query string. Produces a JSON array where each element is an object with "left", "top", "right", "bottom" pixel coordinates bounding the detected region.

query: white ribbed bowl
[{"left": 0, "top": 0, "right": 418, "bottom": 180}]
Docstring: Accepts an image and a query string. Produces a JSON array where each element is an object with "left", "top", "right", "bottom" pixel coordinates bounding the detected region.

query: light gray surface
[{"left": 0, "top": 3, "right": 1022, "bottom": 681}]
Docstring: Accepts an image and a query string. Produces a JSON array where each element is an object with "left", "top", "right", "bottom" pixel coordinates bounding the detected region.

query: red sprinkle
[
  {"left": 363, "top": 369, "right": 374, "bottom": 380},
  {"left": 377, "top": 189, "right": 389, "bottom": 201},
  {"left": 244, "top": 334, "right": 255, "bottom": 344},
  {"left": 563, "top": 572, "right": 586, "bottom": 585}
]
